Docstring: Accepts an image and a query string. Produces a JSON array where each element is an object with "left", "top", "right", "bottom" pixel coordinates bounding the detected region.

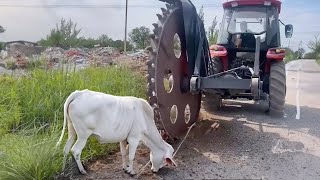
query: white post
[{"left": 124, "top": 0, "right": 128, "bottom": 54}]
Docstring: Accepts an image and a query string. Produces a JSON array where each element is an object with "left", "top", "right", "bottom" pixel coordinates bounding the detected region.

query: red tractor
[{"left": 146, "top": 0, "right": 293, "bottom": 140}]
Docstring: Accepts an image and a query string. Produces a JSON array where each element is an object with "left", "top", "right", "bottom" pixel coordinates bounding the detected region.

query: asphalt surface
[{"left": 77, "top": 59, "right": 320, "bottom": 180}]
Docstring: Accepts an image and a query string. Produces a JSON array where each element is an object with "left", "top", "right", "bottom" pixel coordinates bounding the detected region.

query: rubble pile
[
  {"left": 127, "top": 50, "right": 149, "bottom": 61},
  {"left": 43, "top": 47, "right": 64, "bottom": 68},
  {"left": 6, "top": 42, "right": 45, "bottom": 58},
  {"left": 0, "top": 42, "right": 150, "bottom": 75}
]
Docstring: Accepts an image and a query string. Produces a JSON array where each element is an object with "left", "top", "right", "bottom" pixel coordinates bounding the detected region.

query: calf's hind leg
[{"left": 71, "top": 135, "right": 91, "bottom": 175}]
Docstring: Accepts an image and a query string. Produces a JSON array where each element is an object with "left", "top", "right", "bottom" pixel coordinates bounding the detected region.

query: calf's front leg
[
  {"left": 120, "top": 140, "right": 129, "bottom": 170},
  {"left": 125, "top": 137, "right": 139, "bottom": 175}
]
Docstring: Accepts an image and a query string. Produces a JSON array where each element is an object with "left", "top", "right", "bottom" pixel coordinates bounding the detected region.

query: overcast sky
[{"left": 0, "top": 0, "right": 320, "bottom": 51}]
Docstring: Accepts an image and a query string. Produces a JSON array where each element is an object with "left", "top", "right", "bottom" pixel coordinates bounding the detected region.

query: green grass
[
  {"left": 316, "top": 59, "right": 320, "bottom": 65},
  {"left": 0, "top": 129, "right": 61, "bottom": 180},
  {"left": 0, "top": 66, "right": 146, "bottom": 133},
  {"left": 0, "top": 65, "right": 147, "bottom": 180}
]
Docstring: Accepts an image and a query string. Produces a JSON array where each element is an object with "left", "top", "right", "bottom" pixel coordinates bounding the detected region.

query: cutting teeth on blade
[
  {"left": 145, "top": 46, "right": 153, "bottom": 53},
  {"left": 161, "top": 7, "right": 167, "bottom": 14},
  {"left": 152, "top": 23, "right": 159, "bottom": 29},
  {"left": 149, "top": 34, "right": 156, "bottom": 40},
  {"left": 156, "top": 14, "right": 163, "bottom": 21},
  {"left": 153, "top": 27, "right": 162, "bottom": 35}
]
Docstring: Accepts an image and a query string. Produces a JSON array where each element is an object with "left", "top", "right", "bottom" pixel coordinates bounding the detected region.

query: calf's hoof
[
  {"left": 129, "top": 171, "right": 136, "bottom": 177},
  {"left": 152, "top": 169, "right": 158, "bottom": 173},
  {"left": 79, "top": 169, "right": 88, "bottom": 175}
]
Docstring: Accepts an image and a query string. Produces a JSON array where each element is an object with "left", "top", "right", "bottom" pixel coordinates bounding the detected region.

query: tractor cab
[
  {"left": 217, "top": 0, "right": 293, "bottom": 51},
  {"left": 211, "top": 0, "right": 293, "bottom": 78}
]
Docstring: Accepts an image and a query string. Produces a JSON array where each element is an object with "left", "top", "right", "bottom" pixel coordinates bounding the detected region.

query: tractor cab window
[
  {"left": 217, "top": 6, "right": 281, "bottom": 49},
  {"left": 227, "top": 7, "right": 267, "bottom": 35}
]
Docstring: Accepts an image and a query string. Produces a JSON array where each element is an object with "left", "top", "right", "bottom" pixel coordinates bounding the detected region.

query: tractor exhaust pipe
[
  {"left": 254, "top": 36, "right": 261, "bottom": 77},
  {"left": 251, "top": 36, "right": 261, "bottom": 100}
]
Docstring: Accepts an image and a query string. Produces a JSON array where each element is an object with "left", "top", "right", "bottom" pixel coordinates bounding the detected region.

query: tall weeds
[{"left": 0, "top": 65, "right": 147, "bottom": 179}]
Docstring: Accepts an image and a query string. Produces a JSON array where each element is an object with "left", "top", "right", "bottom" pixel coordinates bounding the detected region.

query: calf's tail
[{"left": 56, "top": 90, "right": 84, "bottom": 147}]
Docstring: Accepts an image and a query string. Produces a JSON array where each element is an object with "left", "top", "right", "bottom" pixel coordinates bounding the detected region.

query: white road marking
[
  {"left": 295, "top": 63, "right": 302, "bottom": 120},
  {"left": 272, "top": 139, "right": 305, "bottom": 154}
]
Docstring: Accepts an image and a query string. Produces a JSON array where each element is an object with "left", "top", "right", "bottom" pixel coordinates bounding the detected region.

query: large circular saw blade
[{"left": 146, "top": 1, "right": 201, "bottom": 140}]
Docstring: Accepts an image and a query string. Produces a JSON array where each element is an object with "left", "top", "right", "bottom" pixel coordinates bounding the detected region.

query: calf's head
[{"left": 150, "top": 143, "right": 177, "bottom": 172}]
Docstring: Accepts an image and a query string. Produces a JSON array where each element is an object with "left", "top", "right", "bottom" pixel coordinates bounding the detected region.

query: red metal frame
[
  {"left": 223, "top": 0, "right": 282, "bottom": 13},
  {"left": 264, "top": 48, "right": 286, "bottom": 73},
  {"left": 209, "top": 45, "right": 229, "bottom": 71}
]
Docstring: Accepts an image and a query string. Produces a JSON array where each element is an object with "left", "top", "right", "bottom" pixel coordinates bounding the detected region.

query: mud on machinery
[{"left": 146, "top": 0, "right": 293, "bottom": 141}]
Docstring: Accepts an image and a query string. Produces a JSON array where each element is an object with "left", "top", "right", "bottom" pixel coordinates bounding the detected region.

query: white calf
[{"left": 56, "top": 89, "right": 177, "bottom": 175}]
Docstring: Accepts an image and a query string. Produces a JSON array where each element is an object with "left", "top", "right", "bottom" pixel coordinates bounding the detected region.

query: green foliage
[
  {"left": 0, "top": 65, "right": 147, "bottom": 179},
  {"left": 0, "top": 130, "right": 61, "bottom": 180},
  {"left": 0, "top": 25, "right": 5, "bottom": 33},
  {"left": 98, "top": 34, "right": 113, "bottom": 47},
  {"left": 284, "top": 47, "right": 305, "bottom": 63},
  {"left": 4, "top": 57, "right": 16, "bottom": 70},
  {"left": 306, "top": 34, "right": 320, "bottom": 60},
  {"left": 208, "top": 16, "right": 219, "bottom": 45},
  {"left": 39, "top": 18, "right": 81, "bottom": 49},
  {"left": 38, "top": 18, "right": 135, "bottom": 52},
  {"left": 304, "top": 52, "right": 316, "bottom": 59},
  {"left": 198, "top": 6, "right": 204, "bottom": 23},
  {"left": 0, "top": 41, "right": 5, "bottom": 51},
  {"left": 0, "top": 76, "right": 20, "bottom": 135},
  {"left": 129, "top": 26, "right": 151, "bottom": 49},
  {"left": 77, "top": 37, "right": 98, "bottom": 48},
  {"left": 0, "top": 67, "right": 146, "bottom": 133}
]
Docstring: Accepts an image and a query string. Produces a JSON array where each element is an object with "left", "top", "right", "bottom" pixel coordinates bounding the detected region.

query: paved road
[{"left": 78, "top": 59, "right": 320, "bottom": 180}]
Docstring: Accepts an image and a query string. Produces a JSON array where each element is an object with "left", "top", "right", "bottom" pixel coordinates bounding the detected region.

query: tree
[
  {"left": 304, "top": 52, "right": 316, "bottom": 59},
  {"left": 98, "top": 34, "right": 113, "bottom": 47},
  {"left": 198, "top": 5, "right": 205, "bottom": 24},
  {"left": 295, "top": 47, "right": 305, "bottom": 59},
  {"left": 208, "top": 16, "right": 219, "bottom": 45},
  {"left": 38, "top": 18, "right": 81, "bottom": 49},
  {"left": 110, "top": 39, "right": 133, "bottom": 52},
  {"left": 307, "top": 34, "right": 320, "bottom": 60},
  {"left": 77, "top": 37, "right": 97, "bottom": 48},
  {"left": 129, "top": 26, "right": 151, "bottom": 49},
  {"left": 0, "top": 42, "right": 4, "bottom": 51},
  {"left": 0, "top": 25, "right": 5, "bottom": 33}
]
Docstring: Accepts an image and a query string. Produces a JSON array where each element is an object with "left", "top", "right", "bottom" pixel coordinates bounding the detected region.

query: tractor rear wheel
[
  {"left": 269, "top": 60, "right": 286, "bottom": 116},
  {"left": 202, "top": 57, "right": 224, "bottom": 111}
]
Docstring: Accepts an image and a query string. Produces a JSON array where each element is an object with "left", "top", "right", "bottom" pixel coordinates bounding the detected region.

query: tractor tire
[
  {"left": 269, "top": 60, "right": 286, "bottom": 117},
  {"left": 211, "top": 57, "right": 224, "bottom": 74},
  {"left": 202, "top": 57, "right": 224, "bottom": 112}
]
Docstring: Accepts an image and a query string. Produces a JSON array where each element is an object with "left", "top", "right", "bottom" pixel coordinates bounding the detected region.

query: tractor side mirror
[{"left": 285, "top": 24, "right": 293, "bottom": 38}]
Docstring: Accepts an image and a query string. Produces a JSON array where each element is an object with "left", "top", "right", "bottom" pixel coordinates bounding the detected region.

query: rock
[{"left": 75, "top": 58, "right": 86, "bottom": 64}]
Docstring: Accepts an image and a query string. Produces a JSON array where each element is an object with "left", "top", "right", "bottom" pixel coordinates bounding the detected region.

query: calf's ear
[{"left": 165, "top": 157, "right": 177, "bottom": 167}]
